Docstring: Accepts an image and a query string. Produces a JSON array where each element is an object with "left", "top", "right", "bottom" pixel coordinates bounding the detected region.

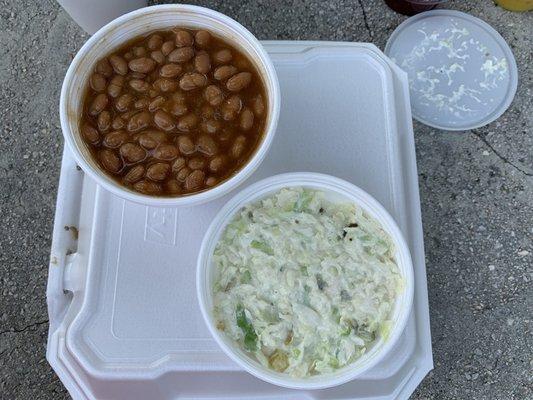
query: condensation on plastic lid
[{"left": 385, "top": 10, "right": 518, "bottom": 131}]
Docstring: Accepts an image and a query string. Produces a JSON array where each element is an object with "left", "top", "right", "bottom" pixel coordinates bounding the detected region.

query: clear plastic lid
[{"left": 385, "top": 10, "right": 518, "bottom": 131}]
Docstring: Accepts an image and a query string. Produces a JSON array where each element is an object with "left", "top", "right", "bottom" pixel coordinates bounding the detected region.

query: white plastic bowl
[
  {"left": 197, "top": 172, "right": 415, "bottom": 389},
  {"left": 60, "top": 4, "right": 280, "bottom": 206}
]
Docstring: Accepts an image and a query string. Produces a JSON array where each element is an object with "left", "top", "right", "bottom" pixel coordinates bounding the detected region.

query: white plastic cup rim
[
  {"left": 60, "top": 4, "right": 280, "bottom": 207},
  {"left": 197, "top": 172, "right": 415, "bottom": 390}
]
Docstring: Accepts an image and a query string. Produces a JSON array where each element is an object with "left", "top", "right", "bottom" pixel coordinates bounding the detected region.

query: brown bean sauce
[{"left": 80, "top": 28, "right": 268, "bottom": 196}]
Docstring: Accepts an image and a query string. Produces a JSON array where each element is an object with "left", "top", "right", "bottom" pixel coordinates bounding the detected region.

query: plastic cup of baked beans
[{"left": 60, "top": 4, "right": 280, "bottom": 206}]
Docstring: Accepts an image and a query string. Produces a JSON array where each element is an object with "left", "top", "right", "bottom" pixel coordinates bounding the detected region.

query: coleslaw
[{"left": 212, "top": 187, "right": 402, "bottom": 377}]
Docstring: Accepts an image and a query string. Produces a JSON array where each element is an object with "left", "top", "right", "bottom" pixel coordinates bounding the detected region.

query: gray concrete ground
[{"left": 0, "top": 0, "right": 531, "bottom": 399}]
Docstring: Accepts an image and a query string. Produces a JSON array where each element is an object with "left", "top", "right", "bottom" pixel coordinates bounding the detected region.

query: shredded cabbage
[{"left": 212, "top": 188, "right": 402, "bottom": 377}]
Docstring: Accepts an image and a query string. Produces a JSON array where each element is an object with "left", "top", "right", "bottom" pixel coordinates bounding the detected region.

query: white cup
[
  {"left": 197, "top": 172, "right": 415, "bottom": 389},
  {"left": 60, "top": 4, "right": 280, "bottom": 207},
  {"left": 56, "top": 0, "right": 147, "bottom": 35}
]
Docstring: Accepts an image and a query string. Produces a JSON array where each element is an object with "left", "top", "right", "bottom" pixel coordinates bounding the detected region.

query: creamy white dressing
[{"left": 212, "top": 188, "right": 401, "bottom": 377}]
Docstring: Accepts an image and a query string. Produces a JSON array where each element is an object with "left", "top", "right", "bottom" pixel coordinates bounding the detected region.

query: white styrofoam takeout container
[
  {"left": 197, "top": 172, "right": 415, "bottom": 389},
  {"left": 60, "top": 4, "right": 280, "bottom": 207},
  {"left": 47, "top": 42, "right": 433, "bottom": 399}
]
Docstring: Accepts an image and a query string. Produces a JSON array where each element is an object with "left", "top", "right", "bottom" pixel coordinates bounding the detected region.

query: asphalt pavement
[{"left": 0, "top": 0, "right": 531, "bottom": 399}]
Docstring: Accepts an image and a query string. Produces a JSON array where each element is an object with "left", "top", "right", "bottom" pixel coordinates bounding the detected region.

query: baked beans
[{"left": 79, "top": 28, "right": 267, "bottom": 196}]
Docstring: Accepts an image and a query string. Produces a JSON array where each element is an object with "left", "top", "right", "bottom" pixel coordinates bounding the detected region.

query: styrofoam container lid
[
  {"left": 385, "top": 10, "right": 518, "bottom": 131},
  {"left": 197, "top": 172, "right": 415, "bottom": 389}
]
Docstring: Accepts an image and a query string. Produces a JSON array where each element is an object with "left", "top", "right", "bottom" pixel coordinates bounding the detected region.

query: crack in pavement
[
  {"left": 357, "top": 0, "right": 373, "bottom": 39},
  {"left": 471, "top": 130, "right": 532, "bottom": 177},
  {"left": 0, "top": 319, "right": 49, "bottom": 336}
]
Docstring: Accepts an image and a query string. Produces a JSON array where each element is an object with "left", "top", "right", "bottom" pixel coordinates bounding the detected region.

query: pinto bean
[
  {"left": 129, "top": 79, "right": 150, "bottom": 93},
  {"left": 154, "top": 110, "right": 176, "bottom": 131},
  {"left": 205, "top": 176, "right": 218, "bottom": 187},
  {"left": 89, "top": 93, "right": 108, "bottom": 116},
  {"left": 111, "top": 116, "right": 125, "bottom": 130},
  {"left": 120, "top": 143, "right": 146, "bottom": 163},
  {"left": 107, "top": 75, "right": 125, "bottom": 98},
  {"left": 194, "top": 51, "right": 211, "bottom": 74},
  {"left": 146, "top": 162, "right": 170, "bottom": 181},
  {"left": 221, "top": 95, "right": 242, "bottom": 121},
  {"left": 153, "top": 144, "right": 179, "bottom": 160},
  {"left": 97, "top": 110, "right": 112, "bottom": 132},
  {"left": 204, "top": 85, "right": 224, "bottom": 106},
  {"left": 200, "top": 119, "right": 220, "bottom": 134},
  {"left": 90, "top": 73, "right": 106, "bottom": 92},
  {"left": 133, "top": 180, "right": 161, "bottom": 194},
  {"left": 171, "top": 157, "right": 186, "bottom": 172},
  {"left": 127, "top": 111, "right": 152, "bottom": 132},
  {"left": 196, "top": 134, "right": 218, "bottom": 156},
  {"left": 231, "top": 135, "right": 246, "bottom": 158},
  {"left": 161, "top": 40, "right": 175, "bottom": 56},
  {"left": 252, "top": 94, "right": 265, "bottom": 116},
  {"left": 226, "top": 72, "right": 252, "bottom": 92},
  {"left": 121, "top": 110, "right": 138, "bottom": 121},
  {"left": 81, "top": 123, "right": 99, "bottom": 144},
  {"left": 177, "top": 114, "right": 198, "bottom": 131},
  {"left": 160, "top": 63, "right": 182, "bottom": 78},
  {"left": 133, "top": 47, "right": 147, "bottom": 57},
  {"left": 175, "top": 30, "right": 193, "bottom": 47},
  {"left": 187, "top": 157, "right": 205, "bottom": 170},
  {"left": 194, "top": 30, "right": 210, "bottom": 48},
  {"left": 134, "top": 97, "right": 150, "bottom": 110},
  {"left": 138, "top": 130, "right": 167, "bottom": 149},
  {"left": 148, "top": 96, "right": 166, "bottom": 112},
  {"left": 165, "top": 179, "right": 182, "bottom": 194},
  {"left": 100, "top": 149, "right": 122, "bottom": 173},
  {"left": 239, "top": 107, "right": 254, "bottom": 130},
  {"left": 212, "top": 49, "right": 232, "bottom": 64},
  {"left": 109, "top": 54, "right": 128, "bottom": 75},
  {"left": 152, "top": 78, "right": 178, "bottom": 92},
  {"left": 176, "top": 166, "right": 191, "bottom": 182},
  {"left": 115, "top": 93, "right": 134, "bottom": 112},
  {"left": 209, "top": 155, "right": 226, "bottom": 173},
  {"left": 147, "top": 34, "right": 163, "bottom": 50},
  {"left": 179, "top": 72, "right": 207, "bottom": 90},
  {"left": 168, "top": 101, "right": 188, "bottom": 117},
  {"left": 128, "top": 71, "right": 146, "bottom": 80},
  {"left": 123, "top": 165, "right": 145, "bottom": 183},
  {"left": 128, "top": 57, "right": 156, "bottom": 73},
  {"left": 184, "top": 170, "right": 205, "bottom": 190},
  {"left": 96, "top": 58, "right": 113, "bottom": 77},
  {"left": 150, "top": 50, "right": 165, "bottom": 64},
  {"left": 103, "top": 130, "right": 129, "bottom": 148},
  {"left": 213, "top": 65, "right": 237, "bottom": 81},
  {"left": 168, "top": 47, "right": 194, "bottom": 63},
  {"left": 176, "top": 135, "right": 195, "bottom": 155}
]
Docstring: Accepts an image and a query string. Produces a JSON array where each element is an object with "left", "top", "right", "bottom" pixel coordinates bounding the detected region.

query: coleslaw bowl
[{"left": 197, "top": 172, "right": 414, "bottom": 389}]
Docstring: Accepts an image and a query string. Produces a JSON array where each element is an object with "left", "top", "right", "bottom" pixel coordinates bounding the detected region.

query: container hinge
[{"left": 63, "top": 252, "right": 83, "bottom": 293}]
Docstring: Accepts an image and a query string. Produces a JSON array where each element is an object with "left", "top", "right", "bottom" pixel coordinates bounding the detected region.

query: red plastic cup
[{"left": 384, "top": 0, "right": 448, "bottom": 15}]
